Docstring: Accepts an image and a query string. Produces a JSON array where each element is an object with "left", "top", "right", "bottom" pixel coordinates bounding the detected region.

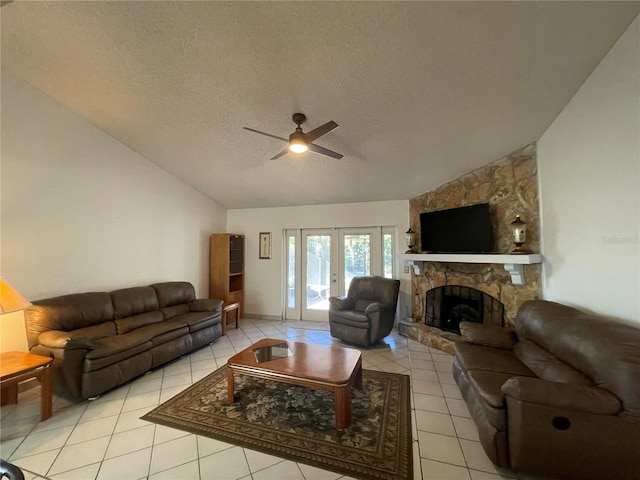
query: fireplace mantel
[{"left": 400, "top": 253, "right": 542, "bottom": 285}]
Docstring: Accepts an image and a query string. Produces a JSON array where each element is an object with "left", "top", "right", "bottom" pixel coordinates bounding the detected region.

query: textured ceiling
[{"left": 2, "top": 2, "right": 638, "bottom": 209}]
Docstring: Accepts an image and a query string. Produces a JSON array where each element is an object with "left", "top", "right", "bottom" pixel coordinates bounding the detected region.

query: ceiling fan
[{"left": 244, "top": 113, "right": 343, "bottom": 160}]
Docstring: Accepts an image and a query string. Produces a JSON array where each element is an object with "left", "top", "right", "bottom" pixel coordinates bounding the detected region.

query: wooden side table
[
  {"left": 222, "top": 302, "right": 240, "bottom": 335},
  {"left": 0, "top": 351, "right": 53, "bottom": 421}
]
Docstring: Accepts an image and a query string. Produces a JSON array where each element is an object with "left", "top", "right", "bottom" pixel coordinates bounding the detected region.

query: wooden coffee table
[
  {"left": 0, "top": 351, "right": 54, "bottom": 421},
  {"left": 227, "top": 338, "right": 362, "bottom": 429}
]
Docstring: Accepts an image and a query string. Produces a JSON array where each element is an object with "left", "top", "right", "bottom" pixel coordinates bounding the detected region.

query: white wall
[
  {"left": 1, "top": 72, "right": 227, "bottom": 351},
  {"left": 227, "top": 201, "right": 409, "bottom": 318},
  {"left": 538, "top": 16, "right": 639, "bottom": 324}
]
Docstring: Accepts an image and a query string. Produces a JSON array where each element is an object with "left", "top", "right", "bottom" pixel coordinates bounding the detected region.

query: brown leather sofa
[
  {"left": 24, "top": 281, "right": 223, "bottom": 399},
  {"left": 453, "top": 300, "right": 640, "bottom": 480},
  {"left": 328, "top": 276, "right": 400, "bottom": 346}
]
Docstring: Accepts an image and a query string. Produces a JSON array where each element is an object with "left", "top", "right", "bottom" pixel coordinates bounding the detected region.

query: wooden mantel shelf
[{"left": 399, "top": 253, "right": 542, "bottom": 285}]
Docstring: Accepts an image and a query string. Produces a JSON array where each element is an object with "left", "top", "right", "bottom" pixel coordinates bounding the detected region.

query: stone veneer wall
[{"left": 409, "top": 143, "right": 541, "bottom": 326}]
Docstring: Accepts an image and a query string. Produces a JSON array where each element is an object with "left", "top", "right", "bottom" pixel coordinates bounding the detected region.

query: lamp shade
[
  {"left": 0, "top": 279, "right": 32, "bottom": 314},
  {"left": 288, "top": 130, "right": 308, "bottom": 153}
]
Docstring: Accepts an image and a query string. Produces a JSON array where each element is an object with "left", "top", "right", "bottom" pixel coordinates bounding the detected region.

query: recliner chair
[{"left": 328, "top": 276, "right": 400, "bottom": 347}]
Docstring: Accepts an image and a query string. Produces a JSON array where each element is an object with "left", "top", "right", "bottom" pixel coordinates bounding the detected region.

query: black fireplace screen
[{"left": 425, "top": 285, "right": 504, "bottom": 334}]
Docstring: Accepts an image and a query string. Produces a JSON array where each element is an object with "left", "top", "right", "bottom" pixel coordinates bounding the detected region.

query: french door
[{"left": 285, "top": 227, "right": 392, "bottom": 322}]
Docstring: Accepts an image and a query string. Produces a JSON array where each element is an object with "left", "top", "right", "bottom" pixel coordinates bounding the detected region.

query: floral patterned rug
[{"left": 141, "top": 365, "right": 412, "bottom": 480}]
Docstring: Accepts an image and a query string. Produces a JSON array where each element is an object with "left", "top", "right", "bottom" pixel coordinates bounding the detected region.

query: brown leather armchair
[{"left": 328, "top": 276, "right": 400, "bottom": 347}]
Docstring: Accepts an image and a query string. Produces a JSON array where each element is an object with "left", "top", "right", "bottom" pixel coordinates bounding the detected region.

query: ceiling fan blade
[
  {"left": 243, "top": 127, "right": 288, "bottom": 143},
  {"left": 309, "top": 143, "right": 343, "bottom": 159},
  {"left": 270, "top": 148, "right": 290, "bottom": 160},
  {"left": 304, "top": 121, "right": 338, "bottom": 143}
]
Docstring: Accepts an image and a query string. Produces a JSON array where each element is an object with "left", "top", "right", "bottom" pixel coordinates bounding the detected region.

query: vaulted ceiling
[{"left": 2, "top": 1, "right": 638, "bottom": 208}]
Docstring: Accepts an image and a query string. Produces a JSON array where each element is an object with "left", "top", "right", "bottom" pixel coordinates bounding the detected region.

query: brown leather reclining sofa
[
  {"left": 24, "top": 281, "right": 223, "bottom": 399},
  {"left": 453, "top": 299, "right": 640, "bottom": 480}
]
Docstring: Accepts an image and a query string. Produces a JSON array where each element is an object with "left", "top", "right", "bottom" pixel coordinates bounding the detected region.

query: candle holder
[
  {"left": 510, "top": 215, "right": 531, "bottom": 254},
  {"left": 405, "top": 228, "right": 416, "bottom": 254}
]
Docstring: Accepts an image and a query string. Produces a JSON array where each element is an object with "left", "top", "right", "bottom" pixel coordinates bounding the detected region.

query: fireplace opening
[{"left": 425, "top": 285, "right": 504, "bottom": 334}]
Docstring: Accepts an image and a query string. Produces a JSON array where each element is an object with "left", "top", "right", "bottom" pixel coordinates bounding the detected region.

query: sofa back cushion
[
  {"left": 514, "top": 339, "right": 592, "bottom": 385},
  {"left": 151, "top": 282, "right": 195, "bottom": 308},
  {"left": 515, "top": 300, "right": 640, "bottom": 422},
  {"left": 110, "top": 286, "right": 159, "bottom": 319},
  {"left": 355, "top": 299, "right": 376, "bottom": 312},
  {"left": 25, "top": 292, "right": 114, "bottom": 349}
]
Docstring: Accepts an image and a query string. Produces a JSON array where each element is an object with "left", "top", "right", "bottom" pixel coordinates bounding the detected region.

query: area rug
[{"left": 141, "top": 365, "right": 412, "bottom": 480}]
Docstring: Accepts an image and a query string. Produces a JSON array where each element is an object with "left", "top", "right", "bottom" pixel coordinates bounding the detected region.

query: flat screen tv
[{"left": 420, "top": 203, "right": 493, "bottom": 253}]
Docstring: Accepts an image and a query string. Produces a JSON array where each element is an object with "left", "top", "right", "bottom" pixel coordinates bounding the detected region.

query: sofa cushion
[
  {"left": 328, "top": 310, "right": 370, "bottom": 327},
  {"left": 516, "top": 300, "right": 640, "bottom": 421},
  {"left": 115, "top": 311, "right": 164, "bottom": 334},
  {"left": 514, "top": 339, "right": 592, "bottom": 385},
  {"left": 110, "top": 286, "right": 159, "bottom": 319},
  {"left": 454, "top": 342, "right": 536, "bottom": 377},
  {"left": 25, "top": 292, "right": 114, "bottom": 348},
  {"left": 128, "top": 321, "right": 189, "bottom": 347},
  {"left": 453, "top": 360, "right": 509, "bottom": 456},
  {"left": 152, "top": 282, "right": 195, "bottom": 307},
  {"left": 467, "top": 370, "right": 516, "bottom": 409},
  {"left": 85, "top": 334, "right": 150, "bottom": 361},
  {"left": 174, "top": 312, "right": 221, "bottom": 333},
  {"left": 84, "top": 337, "right": 152, "bottom": 373},
  {"left": 160, "top": 304, "right": 189, "bottom": 320},
  {"left": 466, "top": 370, "right": 512, "bottom": 431}
]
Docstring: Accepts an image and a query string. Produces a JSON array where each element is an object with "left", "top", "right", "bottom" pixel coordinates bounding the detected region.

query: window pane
[
  {"left": 288, "top": 235, "right": 296, "bottom": 308},
  {"left": 383, "top": 233, "right": 393, "bottom": 278},
  {"left": 344, "top": 234, "right": 371, "bottom": 295}
]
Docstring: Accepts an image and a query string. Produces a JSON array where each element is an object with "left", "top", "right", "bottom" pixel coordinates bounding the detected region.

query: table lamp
[{"left": 0, "top": 279, "right": 32, "bottom": 314}]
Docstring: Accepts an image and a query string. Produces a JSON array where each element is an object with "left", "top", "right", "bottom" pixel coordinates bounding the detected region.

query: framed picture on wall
[{"left": 259, "top": 232, "right": 271, "bottom": 259}]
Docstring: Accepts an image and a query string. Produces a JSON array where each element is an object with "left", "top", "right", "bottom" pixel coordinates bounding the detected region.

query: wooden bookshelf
[{"left": 210, "top": 234, "right": 244, "bottom": 316}]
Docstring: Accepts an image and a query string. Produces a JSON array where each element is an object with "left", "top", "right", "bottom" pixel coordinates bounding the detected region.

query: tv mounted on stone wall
[{"left": 419, "top": 203, "right": 493, "bottom": 253}]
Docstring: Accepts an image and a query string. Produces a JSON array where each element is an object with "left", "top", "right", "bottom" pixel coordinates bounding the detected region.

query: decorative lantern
[
  {"left": 510, "top": 216, "right": 530, "bottom": 254},
  {"left": 405, "top": 228, "right": 416, "bottom": 254}
]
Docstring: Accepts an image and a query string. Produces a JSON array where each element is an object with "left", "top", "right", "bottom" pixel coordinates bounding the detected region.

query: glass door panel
[
  {"left": 301, "top": 230, "right": 335, "bottom": 322},
  {"left": 287, "top": 234, "right": 296, "bottom": 309},
  {"left": 342, "top": 233, "right": 371, "bottom": 295},
  {"left": 284, "top": 230, "right": 301, "bottom": 321}
]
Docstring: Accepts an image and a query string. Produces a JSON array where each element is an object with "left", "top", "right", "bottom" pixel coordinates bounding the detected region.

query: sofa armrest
[
  {"left": 61, "top": 338, "right": 94, "bottom": 398},
  {"left": 329, "top": 296, "right": 355, "bottom": 311},
  {"left": 38, "top": 330, "right": 71, "bottom": 349},
  {"left": 38, "top": 331, "right": 95, "bottom": 349},
  {"left": 65, "top": 337, "right": 95, "bottom": 350},
  {"left": 365, "top": 302, "right": 395, "bottom": 315},
  {"left": 502, "top": 376, "right": 622, "bottom": 415},
  {"left": 190, "top": 298, "right": 223, "bottom": 313},
  {"left": 459, "top": 321, "right": 517, "bottom": 350}
]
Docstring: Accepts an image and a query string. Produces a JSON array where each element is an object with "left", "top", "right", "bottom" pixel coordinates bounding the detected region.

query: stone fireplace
[
  {"left": 398, "top": 144, "right": 542, "bottom": 352},
  {"left": 425, "top": 285, "right": 504, "bottom": 334}
]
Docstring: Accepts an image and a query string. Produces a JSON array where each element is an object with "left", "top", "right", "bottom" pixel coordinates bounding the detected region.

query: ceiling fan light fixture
[
  {"left": 244, "top": 112, "right": 342, "bottom": 160},
  {"left": 288, "top": 130, "right": 308, "bottom": 153}
]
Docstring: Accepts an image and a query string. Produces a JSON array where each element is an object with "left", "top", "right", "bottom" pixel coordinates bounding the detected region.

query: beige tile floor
[{"left": 0, "top": 318, "right": 523, "bottom": 480}]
